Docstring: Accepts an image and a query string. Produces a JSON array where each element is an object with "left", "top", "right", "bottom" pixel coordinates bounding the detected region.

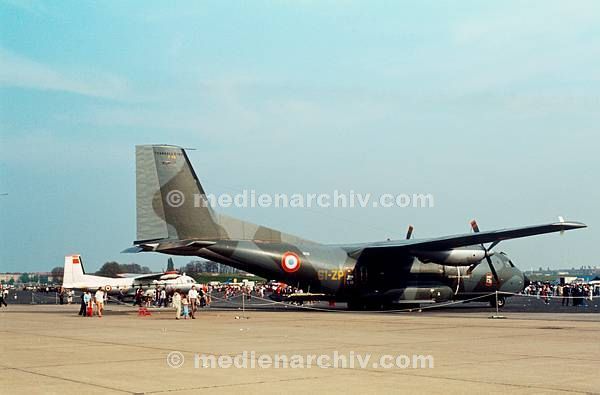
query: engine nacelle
[{"left": 414, "top": 249, "right": 487, "bottom": 266}]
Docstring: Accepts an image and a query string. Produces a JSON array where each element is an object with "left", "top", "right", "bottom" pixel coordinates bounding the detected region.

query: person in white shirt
[
  {"left": 187, "top": 285, "right": 199, "bottom": 319},
  {"left": 160, "top": 288, "right": 167, "bottom": 307},
  {"left": 94, "top": 288, "right": 105, "bottom": 318},
  {"left": 172, "top": 290, "right": 182, "bottom": 319}
]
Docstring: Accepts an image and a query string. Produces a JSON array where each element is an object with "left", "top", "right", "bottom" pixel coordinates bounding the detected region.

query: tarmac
[{"left": 1, "top": 304, "right": 599, "bottom": 395}]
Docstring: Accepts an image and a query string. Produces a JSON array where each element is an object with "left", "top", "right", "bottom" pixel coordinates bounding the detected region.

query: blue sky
[{"left": 1, "top": 0, "right": 598, "bottom": 272}]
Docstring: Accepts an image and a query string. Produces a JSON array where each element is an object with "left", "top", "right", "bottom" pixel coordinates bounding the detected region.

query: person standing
[
  {"left": 78, "top": 292, "right": 86, "bottom": 316},
  {"left": 581, "top": 286, "right": 588, "bottom": 307},
  {"left": 562, "top": 285, "right": 570, "bottom": 306},
  {"left": 188, "top": 285, "right": 198, "bottom": 319},
  {"left": 134, "top": 288, "right": 143, "bottom": 307},
  {"left": 181, "top": 294, "right": 190, "bottom": 320},
  {"left": 0, "top": 286, "right": 7, "bottom": 308},
  {"left": 94, "top": 287, "right": 105, "bottom": 318},
  {"left": 541, "top": 285, "right": 549, "bottom": 305},
  {"left": 83, "top": 291, "right": 92, "bottom": 317},
  {"left": 572, "top": 286, "right": 580, "bottom": 307},
  {"left": 160, "top": 288, "right": 167, "bottom": 308},
  {"left": 172, "top": 290, "right": 182, "bottom": 320}
]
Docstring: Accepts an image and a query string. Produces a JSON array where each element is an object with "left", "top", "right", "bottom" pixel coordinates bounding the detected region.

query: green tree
[
  {"left": 19, "top": 273, "right": 30, "bottom": 283},
  {"left": 121, "top": 263, "right": 143, "bottom": 273},
  {"left": 51, "top": 266, "right": 64, "bottom": 282},
  {"left": 95, "top": 262, "right": 122, "bottom": 278},
  {"left": 8, "top": 278, "right": 14, "bottom": 285},
  {"left": 167, "top": 258, "right": 175, "bottom": 272},
  {"left": 206, "top": 261, "right": 218, "bottom": 273}
]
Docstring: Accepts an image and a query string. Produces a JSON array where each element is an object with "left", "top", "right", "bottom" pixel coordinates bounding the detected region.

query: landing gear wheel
[
  {"left": 365, "top": 302, "right": 383, "bottom": 311},
  {"left": 347, "top": 300, "right": 364, "bottom": 311},
  {"left": 489, "top": 295, "right": 506, "bottom": 308}
]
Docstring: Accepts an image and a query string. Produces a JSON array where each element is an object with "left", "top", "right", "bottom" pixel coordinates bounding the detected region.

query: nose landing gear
[{"left": 489, "top": 295, "right": 506, "bottom": 308}]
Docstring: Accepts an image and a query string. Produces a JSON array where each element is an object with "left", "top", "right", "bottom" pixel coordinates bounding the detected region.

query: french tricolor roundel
[{"left": 281, "top": 252, "right": 301, "bottom": 273}]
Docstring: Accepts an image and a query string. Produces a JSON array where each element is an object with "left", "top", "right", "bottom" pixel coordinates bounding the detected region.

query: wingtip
[
  {"left": 121, "top": 246, "right": 143, "bottom": 253},
  {"left": 554, "top": 221, "right": 587, "bottom": 229}
]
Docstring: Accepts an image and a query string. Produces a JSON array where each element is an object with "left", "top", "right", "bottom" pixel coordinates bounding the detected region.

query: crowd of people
[
  {"left": 56, "top": 288, "right": 74, "bottom": 305},
  {"left": 131, "top": 282, "right": 293, "bottom": 319},
  {"left": 70, "top": 282, "right": 275, "bottom": 320},
  {"left": 131, "top": 284, "right": 212, "bottom": 311},
  {"left": 78, "top": 287, "right": 107, "bottom": 317},
  {"left": 523, "top": 281, "right": 599, "bottom": 306}
]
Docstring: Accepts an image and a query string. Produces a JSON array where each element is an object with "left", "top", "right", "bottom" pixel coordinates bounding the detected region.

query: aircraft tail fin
[
  {"left": 135, "top": 145, "right": 309, "bottom": 244},
  {"left": 62, "top": 255, "right": 86, "bottom": 288},
  {"left": 135, "top": 145, "right": 228, "bottom": 242}
]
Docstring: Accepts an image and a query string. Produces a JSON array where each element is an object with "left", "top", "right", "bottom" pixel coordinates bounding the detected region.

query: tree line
[{"left": 179, "top": 260, "right": 240, "bottom": 275}]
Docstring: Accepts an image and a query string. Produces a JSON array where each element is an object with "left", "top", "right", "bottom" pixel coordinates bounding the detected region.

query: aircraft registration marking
[{"left": 317, "top": 270, "right": 345, "bottom": 281}]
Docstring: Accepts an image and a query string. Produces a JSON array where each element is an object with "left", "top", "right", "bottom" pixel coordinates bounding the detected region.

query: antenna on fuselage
[{"left": 406, "top": 225, "right": 414, "bottom": 240}]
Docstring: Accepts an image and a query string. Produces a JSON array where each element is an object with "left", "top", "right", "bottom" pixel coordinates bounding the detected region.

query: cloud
[{"left": 0, "top": 47, "right": 131, "bottom": 100}]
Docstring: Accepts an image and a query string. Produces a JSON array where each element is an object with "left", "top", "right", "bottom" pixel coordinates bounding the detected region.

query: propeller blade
[
  {"left": 471, "top": 219, "right": 489, "bottom": 253},
  {"left": 488, "top": 240, "right": 501, "bottom": 251},
  {"left": 486, "top": 255, "right": 500, "bottom": 284},
  {"left": 406, "top": 225, "right": 414, "bottom": 240}
]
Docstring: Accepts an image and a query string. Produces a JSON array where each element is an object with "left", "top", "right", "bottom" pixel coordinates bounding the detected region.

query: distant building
[
  {"left": 0, "top": 273, "right": 21, "bottom": 282},
  {"left": 0, "top": 272, "right": 57, "bottom": 283}
]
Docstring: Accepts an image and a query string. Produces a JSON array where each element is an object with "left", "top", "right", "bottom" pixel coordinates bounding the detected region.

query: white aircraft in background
[{"left": 61, "top": 255, "right": 197, "bottom": 295}]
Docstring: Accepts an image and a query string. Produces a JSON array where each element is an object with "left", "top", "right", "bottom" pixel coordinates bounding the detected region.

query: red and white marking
[
  {"left": 281, "top": 252, "right": 301, "bottom": 273},
  {"left": 485, "top": 273, "right": 493, "bottom": 286}
]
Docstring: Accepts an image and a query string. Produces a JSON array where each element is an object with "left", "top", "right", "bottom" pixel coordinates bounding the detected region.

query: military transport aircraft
[
  {"left": 124, "top": 145, "right": 586, "bottom": 310},
  {"left": 62, "top": 254, "right": 197, "bottom": 295}
]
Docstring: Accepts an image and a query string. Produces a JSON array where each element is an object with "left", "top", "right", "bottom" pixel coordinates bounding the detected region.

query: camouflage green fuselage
[
  {"left": 159, "top": 239, "right": 525, "bottom": 304},
  {"left": 131, "top": 145, "right": 577, "bottom": 308}
]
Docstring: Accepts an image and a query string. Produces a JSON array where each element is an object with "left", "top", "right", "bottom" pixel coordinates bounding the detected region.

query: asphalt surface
[{"left": 1, "top": 303, "right": 599, "bottom": 394}]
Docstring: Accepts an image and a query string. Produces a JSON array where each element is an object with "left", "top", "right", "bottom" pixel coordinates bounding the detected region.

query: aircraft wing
[
  {"left": 130, "top": 272, "right": 167, "bottom": 281},
  {"left": 116, "top": 273, "right": 143, "bottom": 278},
  {"left": 358, "top": 221, "right": 586, "bottom": 253}
]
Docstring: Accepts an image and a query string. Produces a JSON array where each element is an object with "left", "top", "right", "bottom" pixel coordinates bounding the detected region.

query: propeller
[
  {"left": 406, "top": 225, "right": 414, "bottom": 240},
  {"left": 470, "top": 220, "right": 501, "bottom": 284}
]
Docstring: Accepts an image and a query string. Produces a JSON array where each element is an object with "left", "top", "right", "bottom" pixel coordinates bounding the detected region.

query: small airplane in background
[{"left": 61, "top": 255, "right": 197, "bottom": 295}]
